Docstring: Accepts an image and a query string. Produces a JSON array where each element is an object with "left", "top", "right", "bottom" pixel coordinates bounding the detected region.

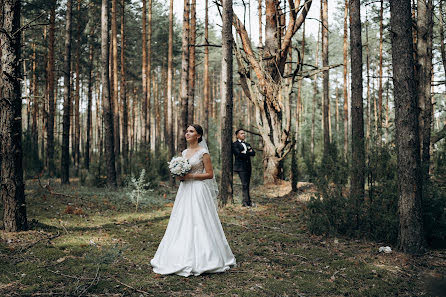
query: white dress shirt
[{"left": 238, "top": 139, "right": 247, "bottom": 154}]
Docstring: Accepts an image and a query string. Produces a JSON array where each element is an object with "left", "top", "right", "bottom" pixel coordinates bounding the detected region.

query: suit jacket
[{"left": 232, "top": 140, "right": 255, "bottom": 172}]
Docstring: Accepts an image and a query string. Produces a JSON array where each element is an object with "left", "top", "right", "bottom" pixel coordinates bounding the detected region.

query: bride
[{"left": 150, "top": 124, "right": 236, "bottom": 277}]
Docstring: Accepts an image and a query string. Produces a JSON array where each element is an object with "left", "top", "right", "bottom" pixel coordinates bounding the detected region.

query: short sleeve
[{"left": 198, "top": 147, "right": 209, "bottom": 159}]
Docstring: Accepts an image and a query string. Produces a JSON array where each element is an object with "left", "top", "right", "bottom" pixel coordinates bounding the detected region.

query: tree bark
[
  {"left": 178, "top": 0, "right": 190, "bottom": 152},
  {"left": 121, "top": 0, "right": 128, "bottom": 174},
  {"left": 111, "top": 0, "right": 121, "bottom": 175},
  {"left": 147, "top": 0, "right": 152, "bottom": 149},
  {"left": 343, "top": 0, "right": 348, "bottom": 160},
  {"left": 61, "top": 0, "right": 72, "bottom": 184},
  {"left": 74, "top": 0, "right": 81, "bottom": 172},
  {"left": 440, "top": 0, "right": 446, "bottom": 80},
  {"left": 0, "top": 0, "right": 28, "bottom": 232},
  {"left": 101, "top": 0, "right": 117, "bottom": 187},
  {"left": 188, "top": 0, "right": 196, "bottom": 124},
  {"left": 377, "top": 0, "right": 384, "bottom": 143},
  {"left": 167, "top": 0, "right": 174, "bottom": 184},
  {"left": 47, "top": 2, "right": 56, "bottom": 176},
  {"left": 220, "top": 0, "right": 233, "bottom": 206},
  {"left": 203, "top": 0, "right": 210, "bottom": 134},
  {"left": 141, "top": 0, "right": 147, "bottom": 145},
  {"left": 390, "top": 0, "right": 425, "bottom": 254},
  {"left": 417, "top": 0, "right": 433, "bottom": 181},
  {"left": 322, "top": 0, "right": 330, "bottom": 155},
  {"left": 349, "top": 0, "right": 365, "bottom": 207}
]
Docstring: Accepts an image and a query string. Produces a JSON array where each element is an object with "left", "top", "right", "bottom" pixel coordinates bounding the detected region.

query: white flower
[{"left": 168, "top": 156, "right": 192, "bottom": 177}]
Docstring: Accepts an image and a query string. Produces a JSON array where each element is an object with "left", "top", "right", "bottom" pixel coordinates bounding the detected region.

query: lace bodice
[{"left": 182, "top": 148, "right": 208, "bottom": 175}]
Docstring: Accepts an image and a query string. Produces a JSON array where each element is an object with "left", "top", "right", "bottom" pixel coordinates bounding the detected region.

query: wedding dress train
[{"left": 150, "top": 148, "right": 236, "bottom": 277}]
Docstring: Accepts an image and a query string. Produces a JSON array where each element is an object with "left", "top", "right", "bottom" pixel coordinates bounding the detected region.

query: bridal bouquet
[{"left": 168, "top": 156, "right": 192, "bottom": 177}]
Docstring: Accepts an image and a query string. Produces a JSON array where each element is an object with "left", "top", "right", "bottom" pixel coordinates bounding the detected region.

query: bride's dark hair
[{"left": 189, "top": 124, "right": 204, "bottom": 143}]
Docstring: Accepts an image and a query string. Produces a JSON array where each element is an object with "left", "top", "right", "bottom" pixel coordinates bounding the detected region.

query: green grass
[{"left": 0, "top": 179, "right": 444, "bottom": 296}]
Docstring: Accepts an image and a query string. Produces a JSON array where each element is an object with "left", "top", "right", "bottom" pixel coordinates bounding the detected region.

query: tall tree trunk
[
  {"left": 47, "top": 2, "right": 56, "bottom": 176},
  {"left": 154, "top": 76, "right": 161, "bottom": 154},
  {"left": 74, "top": 0, "right": 81, "bottom": 172},
  {"left": 141, "top": 0, "right": 147, "bottom": 145},
  {"left": 311, "top": 20, "right": 321, "bottom": 158},
  {"left": 204, "top": 0, "right": 210, "bottom": 134},
  {"left": 101, "top": 0, "right": 117, "bottom": 187},
  {"left": 377, "top": 0, "right": 384, "bottom": 144},
  {"left": 349, "top": 0, "right": 365, "bottom": 209},
  {"left": 417, "top": 0, "right": 433, "bottom": 181},
  {"left": 31, "top": 43, "right": 38, "bottom": 152},
  {"left": 440, "top": 0, "right": 446, "bottom": 80},
  {"left": 296, "top": 23, "right": 305, "bottom": 142},
  {"left": 111, "top": 0, "right": 120, "bottom": 175},
  {"left": 220, "top": 0, "right": 233, "bottom": 206},
  {"left": 390, "top": 0, "right": 425, "bottom": 254},
  {"left": 258, "top": 0, "right": 262, "bottom": 47},
  {"left": 86, "top": 37, "right": 93, "bottom": 171},
  {"left": 343, "top": 0, "right": 348, "bottom": 159},
  {"left": 121, "top": 0, "right": 128, "bottom": 174},
  {"left": 167, "top": 0, "right": 174, "bottom": 184},
  {"left": 178, "top": 0, "right": 190, "bottom": 152},
  {"left": 188, "top": 0, "right": 196, "bottom": 124},
  {"left": 147, "top": 0, "right": 152, "bottom": 149},
  {"left": 365, "top": 12, "right": 371, "bottom": 146},
  {"left": 61, "top": 0, "right": 73, "bottom": 184},
  {"left": 322, "top": 0, "right": 329, "bottom": 154},
  {"left": 1, "top": 0, "right": 28, "bottom": 232}
]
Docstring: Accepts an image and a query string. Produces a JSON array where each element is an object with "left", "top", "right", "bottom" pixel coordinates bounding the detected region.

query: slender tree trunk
[
  {"left": 258, "top": 0, "right": 262, "bottom": 47},
  {"left": 390, "top": 0, "right": 425, "bottom": 254},
  {"left": 377, "top": 0, "right": 384, "bottom": 144},
  {"left": 1, "top": 0, "right": 28, "bottom": 232},
  {"left": 296, "top": 23, "right": 305, "bottom": 142},
  {"left": 343, "top": 0, "right": 349, "bottom": 160},
  {"left": 349, "top": 0, "right": 365, "bottom": 210},
  {"left": 440, "top": 0, "right": 446, "bottom": 80},
  {"left": 141, "top": 0, "right": 147, "bottom": 145},
  {"left": 366, "top": 13, "right": 371, "bottom": 145},
  {"left": 61, "top": 0, "right": 73, "bottom": 184},
  {"left": 147, "top": 0, "right": 152, "bottom": 149},
  {"left": 322, "top": 0, "right": 329, "bottom": 154},
  {"left": 167, "top": 0, "right": 174, "bottom": 184},
  {"left": 86, "top": 40, "right": 93, "bottom": 171},
  {"left": 155, "top": 76, "right": 161, "bottom": 154},
  {"left": 417, "top": 0, "right": 433, "bottom": 181},
  {"left": 74, "top": 0, "right": 81, "bottom": 172},
  {"left": 121, "top": 0, "right": 128, "bottom": 174},
  {"left": 220, "top": 0, "right": 233, "bottom": 206},
  {"left": 311, "top": 21, "right": 321, "bottom": 158},
  {"left": 111, "top": 0, "right": 121, "bottom": 175},
  {"left": 179, "top": 0, "right": 190, "bottom": 152},
  {"left": 101, "top": 0, "right": 117, "bottom": 187},
  {"left": 31, "top": 43, "right": 38, "bottom": 152},
  {"left": 47, "top": 2, "right": 56, "bottom": 176},
  {"left": 204, "top": 0, "right": 210, "bottom": 134},
  {"left": 188, "top": 0, "right": 196, "bottom": 124}
]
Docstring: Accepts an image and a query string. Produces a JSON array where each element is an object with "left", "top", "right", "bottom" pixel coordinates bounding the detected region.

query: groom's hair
[
  {"left": 235, "top": 128, "right": 244, "bottom": 136},
  {"left": 189, "top": 124, "right": 204, "bottom": 143}
]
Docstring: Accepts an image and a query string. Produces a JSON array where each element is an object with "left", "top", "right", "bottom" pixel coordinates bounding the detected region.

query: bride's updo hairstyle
[{"left": 190, "top": 124, "right": 204, "bottom": 143}]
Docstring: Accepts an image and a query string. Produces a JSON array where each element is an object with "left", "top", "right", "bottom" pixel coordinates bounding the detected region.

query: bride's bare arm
[{"left": 180, "top": 153, "right": 214, "bottom": 181}]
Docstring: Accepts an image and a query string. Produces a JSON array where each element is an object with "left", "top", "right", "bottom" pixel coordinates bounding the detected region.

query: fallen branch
[
  {"left": 77, "top": 266, "right": 100, "bottom": 297},
  {"left": 19, "top": 231, "right": 61, "bottom": 252},
  {"left": 38, "top": 178, "right": 75, "bottom": 199},
  {"left": 109, "top": 276, "right": 151, "bottom": 295}
]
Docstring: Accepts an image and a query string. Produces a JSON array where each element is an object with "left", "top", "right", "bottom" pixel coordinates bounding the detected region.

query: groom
[{"left": 232, "top": 129, "right": 255, "bottom": 207}]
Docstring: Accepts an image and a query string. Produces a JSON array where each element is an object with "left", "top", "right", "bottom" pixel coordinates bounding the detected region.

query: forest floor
[{"left": 1, "top": 179, "right": 445, "bottom": 296}]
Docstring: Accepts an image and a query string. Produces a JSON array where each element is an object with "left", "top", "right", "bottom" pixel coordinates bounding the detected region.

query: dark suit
[{"left": 232, "top": 140, "right": 255, "bottom": 206}]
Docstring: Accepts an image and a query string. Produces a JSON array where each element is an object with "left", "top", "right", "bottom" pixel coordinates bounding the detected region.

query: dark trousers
[{"left": 237, "top": 170, "right": 252, "bottom": 206}]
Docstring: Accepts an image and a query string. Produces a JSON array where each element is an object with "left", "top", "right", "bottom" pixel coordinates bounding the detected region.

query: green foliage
[
  {"left": 125, "top": 169, "right": 153, "bottom": 211},
  {"left": 306, "top": 142, "right": 446, "bottom": 247},
  {"left": 22, "top": 131, "right": 43, "bottom": 179}
]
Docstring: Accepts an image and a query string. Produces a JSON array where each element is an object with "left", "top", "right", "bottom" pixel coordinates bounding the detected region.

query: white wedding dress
[{"left": 150, "top": 147, "right": 236, "bottom": 277}]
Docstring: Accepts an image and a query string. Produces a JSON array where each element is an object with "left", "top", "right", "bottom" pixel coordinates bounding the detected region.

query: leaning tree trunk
[
  {"left": 61, "top": 0, "right": 72, "bottom": 184},
  {"left": 233, "top": 0, "right": 313, "bottom": 184},
  {"left": 0, "top": 0, "right": 28, "bottom": 232},
  {"left": 101, "top": 0, "right": 117, "bottom": 187},
  {"left": 349, "top": 0, "right": 365, "bottom": 211},
  {"left": 390, "top": 0, "right": 425, "bottom": 254},
  {"left": 220, "top": 0, "right": 233, "bottom": 206}
]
